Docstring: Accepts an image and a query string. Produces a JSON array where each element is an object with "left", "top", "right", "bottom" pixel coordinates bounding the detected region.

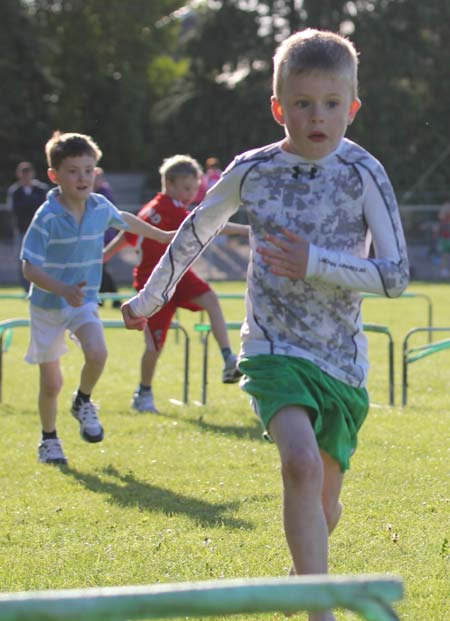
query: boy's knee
[
  {"left": 281, "top": 448, "right": 323, "bottom": 489},
  {"left": 41, "top": 376, "right": 63, "bottom": 399},
  {"left": 85, "top": 345, "right": 108, "bottom": 367}
]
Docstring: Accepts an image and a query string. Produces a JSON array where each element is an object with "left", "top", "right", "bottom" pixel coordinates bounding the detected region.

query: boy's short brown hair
[
  {"left": 159, "top": 154, "right": 203, "bottom": 187},
  {"left": 45, "top": 131, "right": 102, "bottom": 169},
  {"left": 273, "top": 28, "right": 359, "bottom": 100}
]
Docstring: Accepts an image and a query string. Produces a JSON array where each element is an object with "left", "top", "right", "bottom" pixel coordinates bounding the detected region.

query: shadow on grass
[
  {"left": 62, "top": 464, "right": 254, "bottom": 530},
  {"left": 155, "top": 409, "right": 263, "bottom": 442}
]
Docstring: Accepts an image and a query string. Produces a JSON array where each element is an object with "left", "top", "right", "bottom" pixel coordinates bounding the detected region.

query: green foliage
[
  {"left": 2, "top": 1, "right": 450, "bottom": 209},
  {"left": 0, "top": 0, "right": 185, "bottom": 186},
  {"left": 0, "top": 0, "right": 55, "bottom": 181},
  {"left": 147, "top": 56, "right": 190, "bottom": 99},
  {"left": 0, "top": 282, "right": 449, "bottom": 620}
]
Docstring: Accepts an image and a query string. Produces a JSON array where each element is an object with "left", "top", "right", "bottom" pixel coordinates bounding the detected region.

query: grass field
[{"left": 0, "top": 282, "right": 449, "bottom": 620}]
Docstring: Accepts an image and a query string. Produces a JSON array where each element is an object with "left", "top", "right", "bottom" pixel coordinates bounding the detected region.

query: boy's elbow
[
  {"left": 387, "top": 266, "right": 410, "bottom": 298},
  {"left": 22, "top": 259, "right": 31, "bottom": 279}
]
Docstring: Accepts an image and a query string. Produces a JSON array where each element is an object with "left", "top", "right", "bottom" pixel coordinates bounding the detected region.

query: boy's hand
[
  {"left": 121, "top": 301, "right": 147, "bottom": 330},
  {"left": 63, "top": 281, "right": 86, "bottom": 307},
  {"left": 257, "top": 228, "right": 310, "bottom": 280}
]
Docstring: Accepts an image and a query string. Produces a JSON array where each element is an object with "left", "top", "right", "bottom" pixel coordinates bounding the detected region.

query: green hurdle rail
[
  {"left": 0, "top": 575, "right": 403, "bottom": 621},
  {"left": 362, "top": 292, "right": 433, "bottom": 342},
  {"left": 196, "top": 291, "right": 432, "bottom": 327},
  {"left": 0, "top": 318, "right": 190, "bottom": 405},
  {"left": 402, "top": 326, "right": 450, "bottom": 405},
  {"left": 194, "top": 321, "right": 395, "bottom": 406}
]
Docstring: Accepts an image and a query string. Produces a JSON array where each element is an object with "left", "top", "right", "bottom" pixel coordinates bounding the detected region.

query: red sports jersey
[{"left": 125, "top": 193, "right": 189, "bottom": 290}]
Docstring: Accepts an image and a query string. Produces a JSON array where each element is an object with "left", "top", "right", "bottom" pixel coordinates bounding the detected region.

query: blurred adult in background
[
  {"left": 94, "top": 168, "right": 121, "bottom": 308},
  {"left": 436, "top": 201, "right": 450, "bottom": 278},
  {"left": 193, "top": 157, "right": 228, "bottom": 247},
  {"left": 193, "top": 157, "right": 222, "bottom": 205},
  {"left": 93, "top": 166, "right": 114, "bottom": 203},
  {"left": 6, "top": 161, "right": 48, "bottom": 291}
]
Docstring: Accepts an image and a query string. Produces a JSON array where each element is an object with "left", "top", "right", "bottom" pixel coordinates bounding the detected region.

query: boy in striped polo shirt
[
  {"left": 21, "top": 131, "right": 173, "bottom": 465},
  {"left": 121, "top": 29, "right": 409, "bottom": 621}
]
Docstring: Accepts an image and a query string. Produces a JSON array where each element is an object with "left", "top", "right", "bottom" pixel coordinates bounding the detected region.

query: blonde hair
[
  {"left": 159, "top": 155, "right": 203, "bottom": 189},
  {"left": 273, "top": 28, "right": 359, "bottom": 100},
  {"left": 45, "top": 131, "right": 102, "bottom": 169}
]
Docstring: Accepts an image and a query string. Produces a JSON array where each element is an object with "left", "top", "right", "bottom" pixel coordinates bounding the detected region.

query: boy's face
[
  {"left": 271, "top": 70, "right": 361, "bottom": 160},
  {"left": 166, "top": 174, "right": 200, "bottom": 207},
  {"left": 48, "top": 155, "right": 97, "bottom": 204}
]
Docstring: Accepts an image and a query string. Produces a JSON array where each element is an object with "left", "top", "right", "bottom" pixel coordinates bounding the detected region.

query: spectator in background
[
  {"left": 6, "top": 162, "right": 48, "bottom": 291},
  {"left": 194, "top": 157, "right": 228, "bottom": 248},
  {"left": 93, "top": 166, "right": 114, "bottom": 202},
  {"left": 193, "top": 157, "right": 222, "bottom": 205},
  {"left": 436, "top": 201, "right": 450, "bottom": 278},
  {"left": 94, "top": 168, "right": 121, "bottom": 308}
]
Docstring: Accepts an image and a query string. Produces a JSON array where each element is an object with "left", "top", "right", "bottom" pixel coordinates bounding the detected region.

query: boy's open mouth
[{"left": 308, "top": 132, "right": 326, "bottom": 141}]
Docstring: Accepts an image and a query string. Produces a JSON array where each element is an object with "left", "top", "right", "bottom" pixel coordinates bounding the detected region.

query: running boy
[
  {"left": 121, "top": 29, "right": 409, "bottom": 620},
  {"left": 21, "top": 131, "right": 174, "bottom": 465},
  {"left": 104, "top": 154, "right": 248, "bottom": 413}
]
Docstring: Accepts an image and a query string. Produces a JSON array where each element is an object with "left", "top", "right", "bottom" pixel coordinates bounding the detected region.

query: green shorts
[{"left": 239, "top": 355, "right": 369, "bottom": 472}]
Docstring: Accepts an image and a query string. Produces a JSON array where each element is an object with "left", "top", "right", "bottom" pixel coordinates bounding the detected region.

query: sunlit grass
[{"left": 0, "top": 282, "right": 448, "bottom": 620}]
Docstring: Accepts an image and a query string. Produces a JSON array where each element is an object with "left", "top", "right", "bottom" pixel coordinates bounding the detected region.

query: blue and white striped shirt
[{"left": 21, "top": 188, "right": 128, "bottom": 309}]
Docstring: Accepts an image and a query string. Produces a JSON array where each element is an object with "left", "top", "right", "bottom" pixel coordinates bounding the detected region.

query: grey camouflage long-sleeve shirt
[{"left": 129, "top": 139, "right": 409, "bottom": 387}]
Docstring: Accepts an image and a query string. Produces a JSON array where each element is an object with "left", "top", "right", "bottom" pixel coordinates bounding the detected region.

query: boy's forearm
[
  {"left": 22, "top": 261, "right": 67, "bottom": 296},
  {"left": 103, "top": 231, "right": 127, "bottom": 262},
  {"left": 221, "top": 222, "right": 249, "bottom": 236},
  {"left": 120, "top": 211, "right": 166, "bottom": 242}
]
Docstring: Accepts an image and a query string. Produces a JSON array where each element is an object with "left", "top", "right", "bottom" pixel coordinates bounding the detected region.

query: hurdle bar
[
  {"left": 362, "top": 292, "right": 433, "bottom": 342},
  {"left": 194, "top": 291, "right": 432, "bottom": 350},
  {"left": 0, "top": 575, "right": 403, "bottom": 621},
  {"left": 402, "top": 326, "right": 450, "bottom": 405},
  {"left": 0, "top": 318, "right": 190, "bottom": 405},
  {"left": 194, "top": 322, "right": 395, "bottom": 406}
]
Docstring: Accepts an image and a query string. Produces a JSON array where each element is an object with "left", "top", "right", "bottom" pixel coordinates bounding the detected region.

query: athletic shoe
[
  {"left": 38, "top": 438, "right": 68, "bottom": 465},
  {"left": 131, "top": 388, "right": 159, "bottom": 413},
  {"left": 71, "top": 396, "right": 104, "bottom": 443},
  {"left": 222, "top": 353, "right": 243, "bottom": 384}
]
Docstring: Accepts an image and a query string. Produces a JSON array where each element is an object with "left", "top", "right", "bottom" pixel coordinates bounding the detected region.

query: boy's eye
[
  {"left": 327, "top": 100, "right": 339, "bottom": 109},
  {"left": 297, "top": 101, "right": 309, "bottom": 109}
]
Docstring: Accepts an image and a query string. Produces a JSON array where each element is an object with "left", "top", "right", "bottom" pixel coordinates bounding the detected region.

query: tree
[
  {"left": 0, "top": 0, "right": 55, "bottom": 186},
  {"left": 352, "top": 0, "right": 450, "bottom": 197},
  {"left": 0, "top": 0, "right": 186, "bottom": 190},
  {"left": 153, "top": 0, "right": 450, "bottom": 199}
]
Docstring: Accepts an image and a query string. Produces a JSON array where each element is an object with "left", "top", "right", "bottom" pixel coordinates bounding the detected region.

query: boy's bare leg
[
  {"left": 320, "top": 450, "right": 344, "bottom": 535},
  {"left": 75, "top": 322, "right": 108, "bottom": 394},
  {"left": 269, "top": 406, "right": 336, "bottom": 621},
  {"left": 193, "top": 291, "right": 231, "bottom": 349},
  {"left": 140, "top": 326, "right": 160, "bottom": 386},
  {"left": 38, "top": 360, "right": 63, "bottom": 432}
]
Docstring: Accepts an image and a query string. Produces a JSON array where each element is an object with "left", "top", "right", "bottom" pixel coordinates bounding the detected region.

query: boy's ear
[
  {"left": 271, "top": 96, "right": 285, "bottom": 126},
  {"left": 348, "top": 98, "right": 361, "bottom": 125},
  {"left": 47, "top": 168, "right": 58, "bottom": 184}
]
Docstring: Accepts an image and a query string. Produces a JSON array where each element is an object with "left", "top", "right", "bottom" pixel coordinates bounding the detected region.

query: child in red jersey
[{"left": 104, "top": 154, "right": 249, "bottom": 412}]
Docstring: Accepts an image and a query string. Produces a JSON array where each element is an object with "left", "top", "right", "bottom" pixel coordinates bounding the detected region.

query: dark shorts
[{"left": 239, "top": 355, "right": 369, "bottom": 471}]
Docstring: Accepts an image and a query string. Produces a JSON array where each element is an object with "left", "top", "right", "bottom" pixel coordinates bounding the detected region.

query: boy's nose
[{"left": 310, "top": 104, "right": 324, "bottom": 121}]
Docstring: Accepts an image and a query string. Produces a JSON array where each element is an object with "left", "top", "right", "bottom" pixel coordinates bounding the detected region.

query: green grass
[{"left": 0, "top": 282, "right": 449, "bottom": 620}]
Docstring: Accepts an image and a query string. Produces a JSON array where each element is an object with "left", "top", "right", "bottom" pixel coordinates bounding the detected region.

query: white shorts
[{"left": 25, "top": 302, "right": 103, "bottom": 364}]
